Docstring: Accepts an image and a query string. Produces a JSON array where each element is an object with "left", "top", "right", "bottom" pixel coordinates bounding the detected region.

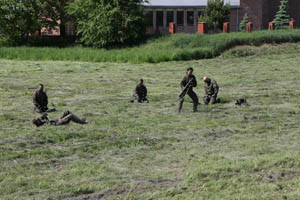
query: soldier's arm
[
  {"left": 45, "top": 93, "right": 48, "bottom": 106},
  {"left": 32, "top": 92, "right": 39, "bottom": 106},
  {"left": 193, "top": 76, "right": 197, "bottom": 87},
  {"left": 212, "top": 82, "right": 219, "bottom": 97},
  {"left": 180, "top": 77, "right": 186, "bottom": 89},
  {"left": 144, "top": 86, "right": 147, "bottom": 97}
]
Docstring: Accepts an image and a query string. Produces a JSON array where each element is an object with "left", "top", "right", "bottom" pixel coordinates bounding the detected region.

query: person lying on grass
[{"left": 32, "top": 111, "right": 88, "bottom": 127}]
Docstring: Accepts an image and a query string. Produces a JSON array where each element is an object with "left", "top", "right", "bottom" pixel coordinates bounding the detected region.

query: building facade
[{"left": 143, "top": 0, "right": 300, "bottom": 34}]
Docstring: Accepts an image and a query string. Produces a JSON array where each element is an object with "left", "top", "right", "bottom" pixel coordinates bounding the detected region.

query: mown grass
[
  {"left": 1, "top": 29, "right": 300, "bottom": 63},
  {"left": 1, "top": 43, "right": 300, "bottom": 199}
]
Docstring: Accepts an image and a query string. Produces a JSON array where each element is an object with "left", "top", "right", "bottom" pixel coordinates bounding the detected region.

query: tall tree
[
  {"left": 67, "top": 0, "right": 147, "bottom": 48},
  {"left": 203, "top": 0, "right": 230, "bottom": 31},
  {"left": 273, "top": 0, "right": 291, "bottom": 29},
  {"left": 0, "top": 0, "right": 59, "bottom": 42}
]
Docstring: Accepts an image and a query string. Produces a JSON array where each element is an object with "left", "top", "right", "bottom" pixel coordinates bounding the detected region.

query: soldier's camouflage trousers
[
  {"left": 178, "top": 90, "right": 199, "bottom": 112},
  {"left": 203, "top": 95, "right": 217, "bottom": 105},
  {"left": 56, "top": 111, "right": 87, "bottom": 125}
]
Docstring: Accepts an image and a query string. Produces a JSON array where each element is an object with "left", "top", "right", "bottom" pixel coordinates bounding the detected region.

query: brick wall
[{"left": 289, "top": 0, "right": 300, "bottom": 27}]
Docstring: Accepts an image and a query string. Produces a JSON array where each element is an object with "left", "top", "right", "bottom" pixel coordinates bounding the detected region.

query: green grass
[
  {"left": 1, "top": 43, "right": 300, "bottom": 199},
  {"left": 1, "top": 29, "right": 300, "bottom": 63}
]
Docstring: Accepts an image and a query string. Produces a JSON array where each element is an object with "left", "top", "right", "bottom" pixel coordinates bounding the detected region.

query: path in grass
[{"left": 0, "top": 44, "right": 300, "bottom": 199}]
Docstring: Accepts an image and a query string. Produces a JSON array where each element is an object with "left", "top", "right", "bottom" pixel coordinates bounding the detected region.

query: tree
[
  {"left": 273, "top": 0, "right": 291, "bottom": 29},
  {"left": 67, "top": 0, "right": 147, "bottom": 48},
  {"left": 201, "top": 0, "right": 230, "bottom": 31},
  {"left": 239, "top": 13, "right": 249, "bottom": 32},
  {"left": 0, "top": 0, "right": 59, "bottom": 42}
]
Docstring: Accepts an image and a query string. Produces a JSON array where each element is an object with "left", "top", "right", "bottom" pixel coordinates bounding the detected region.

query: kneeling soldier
[
  {"left": 203, "top": 76, "right": 219, "bottom": 105},
  {"left": 178, "top": 67, "right": 199, "bottom": 112},
  {"left": 131, "top": 79, "right": 149, "bottom": 103},
  {"left": 32, "top": 84, "right": 48, "bottom": 113}
]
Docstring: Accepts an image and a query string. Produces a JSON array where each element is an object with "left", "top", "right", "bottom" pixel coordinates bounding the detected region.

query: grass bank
[
  {"left": 1, "top": 29, "right": 300, "bottom": 63},
  {"left": 1, "top": 43, "right": 300, "bottom": 199}
]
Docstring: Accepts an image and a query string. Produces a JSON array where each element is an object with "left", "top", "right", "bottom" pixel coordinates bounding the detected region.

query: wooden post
[
  {"left": 194, "top": 10, "right": 198, "bottom": 33},
  {"left": 184, "top": 10, "right": 187, "bottom": 32},
  {"left": 268, "top": 22, "right": 275, "bottom": 30},
  {"left": 163, "top": 10, "right": 167, "bottom": 31},
  {"left": 290, "top": 20, "right": 295, "bottom": 29},
  {"left": 197, "top": 22, "right": 208, "bottom": 34},
  {"left": 153, "top": 10, "right": 157, "bottom": 32},
  {"left": 223, "top": 22, "right": 230, "bottom": 33},
  {"left": 246, "top": 22, "right": 253, "bottom": 32},
  {"left": 169, "top": 22, "right": 176, "bottom": 34}
]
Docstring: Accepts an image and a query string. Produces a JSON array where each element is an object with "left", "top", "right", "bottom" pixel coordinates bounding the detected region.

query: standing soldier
[
  {"left": 33, "top": 84, "right": 48, "bottom": 113},
  {"left": 178, "top": 67, "right": 199, "bottom": 113},
  {"left": 131, "top": 79, "right": 149, "bottom": 103},
  {"left": 203, "top": 76, "right": 219, "bottom": 105}
]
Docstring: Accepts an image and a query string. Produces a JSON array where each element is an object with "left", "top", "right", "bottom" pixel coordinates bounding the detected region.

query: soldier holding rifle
[{"left": 178, "top": 67, "right": 199, "bottom": 113}]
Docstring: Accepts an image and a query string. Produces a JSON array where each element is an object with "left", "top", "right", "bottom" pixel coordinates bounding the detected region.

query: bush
[{"left": 1, "top": 29, "right": 300, "bottom": 63}]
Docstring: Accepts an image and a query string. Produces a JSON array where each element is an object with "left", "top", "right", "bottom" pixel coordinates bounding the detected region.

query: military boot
[
  {"left": 178, "top": 100, "right": 183, "bottom": 113},
  {"left": 193, "top": 103, "right": 198, "bottom": 112}
]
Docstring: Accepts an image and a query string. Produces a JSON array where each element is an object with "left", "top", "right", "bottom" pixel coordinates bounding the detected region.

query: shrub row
[{"left": 0, "top": 29, "right": 300, "bottom": 63}]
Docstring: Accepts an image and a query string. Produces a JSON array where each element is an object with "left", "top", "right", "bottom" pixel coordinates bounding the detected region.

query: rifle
[{"left": 178, "top": 78, "right": 194, "bottom": 99}]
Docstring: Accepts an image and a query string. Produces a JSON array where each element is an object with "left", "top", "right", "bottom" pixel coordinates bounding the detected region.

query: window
[
  {"left": 187, "top": 11, "right": 194, "bottom": 25},
  {"left": 156, "top": 11, "right": 163, "bottom": 26},
  {"left": 144, "top": 11, "right": 153, "bottom": 26},
  {"left": 177, "top": 11, "right": 184, "bottom": 25},
  {"left": 167, "top": 11, "right": 174, "bottom": 26}
]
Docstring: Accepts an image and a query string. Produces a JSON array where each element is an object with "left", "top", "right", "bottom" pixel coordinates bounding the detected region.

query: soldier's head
[
  {"left": 139, "top": 79, "right": 144, "bottom": 84},
  {"left": 187, "top": 67, "right": 193, "bottom": 75},
  {"left": 37, "top": 84, "right": 44, "bottom": 92},
  {"left": 203, "top": 76, "right": 211, "bottom": 84}
]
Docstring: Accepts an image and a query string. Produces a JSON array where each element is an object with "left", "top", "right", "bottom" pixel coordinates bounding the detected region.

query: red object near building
[
  {"left": 169, "top": 22, "right": 176, "bottom": 34},
  {"left": 268, "top": 22, "right": 275, "bottom": 30},
  {"left": 290, "top": 20, "right": 295, "bottom": 29},
  {"left": 197, "top": 22, "right": 208, "bottom": 34},
  {"left": 223, "top": 22, "right": 230, "bottom": 33},
  {"left": 246, "top": 22, "right": 253, "bottom": 32}
]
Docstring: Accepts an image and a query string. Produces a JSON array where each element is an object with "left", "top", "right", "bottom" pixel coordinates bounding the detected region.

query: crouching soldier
[
  {"left": 178, "top": 67, "right": 199, "bottom": 113},
  {"left": 32, "top": 111, "right": 88, "bottom": 127},
  {"left": 33, "top": 84, "right": 48, "bottom": 113},
  {"left": 131, "top": 79, "right": 149, "bottom": 103},
  {"left": 203, "top": 76, "right": 219, "bottom": 105}
]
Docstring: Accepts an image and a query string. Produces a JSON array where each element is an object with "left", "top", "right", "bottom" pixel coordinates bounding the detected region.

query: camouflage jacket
[
  {"left": 134, "top": 83, "right": 147, "bottom": 99},
  {"left": 180, "top": 74, "right": 197, "bottom": 90},
  {"left": 32, "top": 90, "right": 48, "bottom": 108},
  {"left": 204, "top": 79, "right": 219, "bottom": 97}
]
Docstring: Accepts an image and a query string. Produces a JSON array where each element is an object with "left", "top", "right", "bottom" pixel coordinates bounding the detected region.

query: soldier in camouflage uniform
[
  {"left": 131, "top": 79, "right": 149, "bottom": 103},
  {"left": 178, "top": 67, "right": 199, "bottom": 113},
  {"left": 32, "top": 84, "right": 48, "bottom": 113},
  {"left": 32, "top": 110, "right": 87, "bottom": 127},
  {"left": 203, "top": 76, "right": 219, "bottom": 105}
]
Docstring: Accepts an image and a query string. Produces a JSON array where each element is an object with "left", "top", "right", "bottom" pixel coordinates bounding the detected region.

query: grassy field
[
  {"left": 1, "top": 29, "right": 300, "bottom": 63},
  {"left": 0, "top": 43, "right": 300, "bottom": 199}
]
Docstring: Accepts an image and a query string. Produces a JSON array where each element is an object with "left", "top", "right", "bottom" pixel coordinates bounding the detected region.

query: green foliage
[
  {"left": 239, "top": 13, "right": 249, "bottom": 32},
  {"left": 1, "top": 29, "right": 300, "bottom": 63},
  {"left": 0, "top": 0, "right": 60, "bottom": 43},
  {"left": 273, "top": 0, "right": 291, "bottom": 29},
  {"left": 203, "top": 0, "right": 230, "bottom": 31},
  {"left": 67, "top": 0, "right": 146, "bottom": 48}
]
